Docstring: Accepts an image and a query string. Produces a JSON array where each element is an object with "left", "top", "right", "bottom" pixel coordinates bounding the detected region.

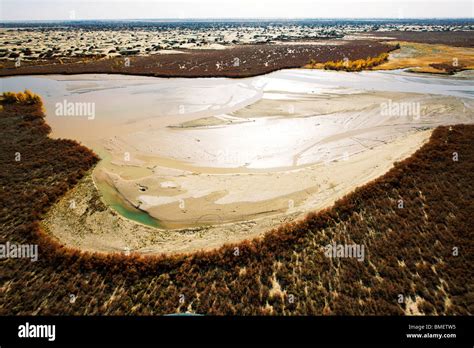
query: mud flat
[{"left": 2, "top": 69, "right": 473, "bottom": 254}]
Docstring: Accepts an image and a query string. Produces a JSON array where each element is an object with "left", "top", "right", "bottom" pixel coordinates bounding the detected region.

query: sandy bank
[{"left": 42, "top": 128, "right": 433, "bottom": 255}]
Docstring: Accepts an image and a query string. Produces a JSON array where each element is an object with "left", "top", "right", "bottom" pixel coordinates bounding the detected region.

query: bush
[
  {"left": 1, "top": 90, "right": 42, "bottom": 105},
  {"left": 320, "top": 53, "right": 389, "bottom": 72}
]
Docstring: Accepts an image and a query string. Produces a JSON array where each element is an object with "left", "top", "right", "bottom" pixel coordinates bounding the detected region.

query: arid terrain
[
  {"left": 1, "top": 41, "right": 396, "bottom": 78},
  {"left": 1, "top": 21, "right": 473, "bottom": 77},
  {"left": 1, "top": 19, "right": 473, "bottom": 317},
  {"left": 1, "top": 95, "right": 472, "bottom": 315}
]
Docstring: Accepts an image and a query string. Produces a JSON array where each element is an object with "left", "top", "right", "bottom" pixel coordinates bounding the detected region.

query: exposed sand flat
[
  {"left": 42, "top": 128, "right": 432, "bottom": 255},
  {"left": 96, "top": 90, "right": 472, "bottom": 229},
  {"left": 2, "top": 69, "right": 473, "bottom": 254},
  {"left": 98, "top": 127, "right": 437, "bottom": 229}
]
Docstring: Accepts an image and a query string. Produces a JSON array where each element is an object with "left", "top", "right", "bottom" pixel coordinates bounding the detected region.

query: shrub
[
  {"left": 1, "top": 90, "right": 42, "bottom": 105},
  {"left": 320, "top": 53, "right": 389, "bottom": 72}
]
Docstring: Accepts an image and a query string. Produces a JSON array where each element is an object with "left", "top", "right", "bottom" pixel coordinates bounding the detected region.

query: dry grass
[
  {"left": 308, "top": 52, "right": 390, "bottom": 72},
  {"left": 374, "top": 41, "right": 474, "bottom": 74},
  {"left": 1, "top": 90, "right": 43, "bottom": 105}
]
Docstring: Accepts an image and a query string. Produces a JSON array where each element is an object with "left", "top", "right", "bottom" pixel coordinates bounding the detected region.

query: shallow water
[
  {"left": 2, "top": 69, "right": 472, "bottom": 156},
  {"left": 264, "top": 69, "right": 474, "bottom": 99},
  {"left": 1, "top": 69, "right": 472, "bottom": 121}
]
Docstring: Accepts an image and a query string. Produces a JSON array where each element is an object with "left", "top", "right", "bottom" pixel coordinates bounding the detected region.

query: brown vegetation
[
  {"left": 370, "top": 31, "right": 474, "bottom": 48},
  {"left": 1, "top": 90, "right": 42, "bottom": 105},
  {"left": 0, "top": 42, "right": 394, "bottom": 79},
  {"left": 0, "top": 93, "right": 472, "bottom": 315},
  {"left": 429, "top": 62, "right": 468, "bottom": 75}
]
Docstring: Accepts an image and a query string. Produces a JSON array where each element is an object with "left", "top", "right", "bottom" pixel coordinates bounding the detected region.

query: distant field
[
  {"left": 371, "top": 30, "right": 474, "bottom": 48},
  {"left": 375, "top": 41, "right": 474, "bottom": 74},
  {"left": 0, "top": 41, "right": 395, "bottom": 78}
]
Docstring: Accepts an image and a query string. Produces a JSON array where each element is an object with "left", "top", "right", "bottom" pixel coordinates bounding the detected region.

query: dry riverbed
[{"left": 23, "top": 68, "right": 473, "bottom": 255}]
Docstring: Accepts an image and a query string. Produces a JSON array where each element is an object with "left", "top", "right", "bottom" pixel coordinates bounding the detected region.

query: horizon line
[{"left": 1, "top": 17, "right": 474, "bottom": 22}]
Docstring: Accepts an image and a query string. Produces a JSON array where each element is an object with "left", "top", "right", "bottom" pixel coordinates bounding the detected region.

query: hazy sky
[{"left": 1, "top": 0, "right": 473, "bottom": 21}]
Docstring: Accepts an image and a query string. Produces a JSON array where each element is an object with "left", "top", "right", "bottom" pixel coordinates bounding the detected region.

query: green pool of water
[{"left": 93, "top": 150, "right": 162, "bottom": 229}]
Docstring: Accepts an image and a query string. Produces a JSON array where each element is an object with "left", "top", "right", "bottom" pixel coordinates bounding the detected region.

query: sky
[{"left": 1, "top": 0, "right": 473, "bottom": 21}]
